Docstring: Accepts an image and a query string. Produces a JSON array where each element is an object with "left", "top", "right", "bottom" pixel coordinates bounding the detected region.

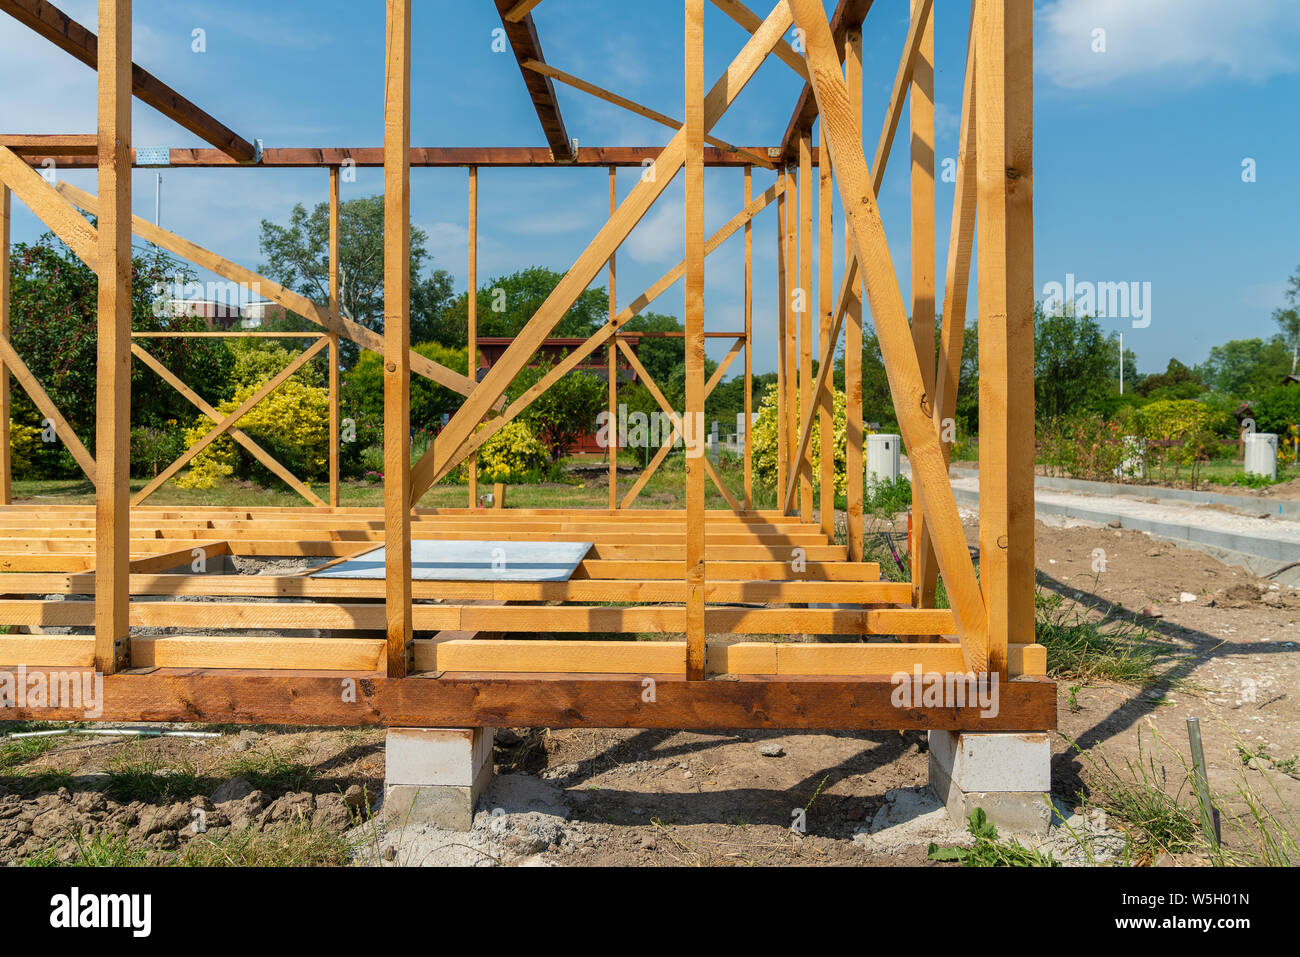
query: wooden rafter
[
  {"left": 0, "top": 0, "right": 256, "bottom": 162},
  {"left": 522, "top": 58, "right": 776, "bottom": 169},
  {"left": 493, "top": 0, "right": 574, "bottom": 162},
  {"left": 710, "top": 0, "right": 808, "bottom": 78},
  {"left": 778, "top": 0, "right": 873, "bottom": 164}
]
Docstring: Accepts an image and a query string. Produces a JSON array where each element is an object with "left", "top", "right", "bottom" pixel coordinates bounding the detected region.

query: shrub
[
  {"left": 177, "top": 380, "right": 330, "bottom": 489},
  {"left": 750, "top": 383, "right": 849, "bottom": 494},
  {"left": 1135, "top": 399, "right": 1222, "bottom": 483},
  {"left": 129, "top": 422, "right": 187, "bottom": 477},
  {"left": 9, "top": 422, "right": 42, "bottom": 479},
  {"left": 477, "top": 421, "right": 552, "bottom": 483}
]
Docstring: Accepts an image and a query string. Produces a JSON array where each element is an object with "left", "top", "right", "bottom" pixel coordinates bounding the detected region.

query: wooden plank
[
  {"left": 910, "top": 0, "right": 938, "bottom": 608},
  {"left": 817, "top": 122, "right": 835, "bottom": 538},
  {"left": 493, "top": 0, "right": 573, "bottom": 161},
  {"left": 126, "top": 540, "right": 228, "bottom": 575},
  {"left": 934, "top": 9, "right": 978, "bottom": 471},
  {"left": 131, "top": 344, "right": 326, "bottom": 506},
  {"left": 0, "top": 185, "right": 8, "bottom": 504},
  {"left": 384, "top": 0, "right": 413, "bottom": 677},
  {"left": 328, "top": 167, "right": 341, "bottom": 509},
  {"left": 410, "top": 1, "right": 795, "bottom": 503},
  {"left": 975, "top": 0, "right": 1034, "bottom": 678},
  {"left": 94, "top": 0, "right": 130, "bottom": 675},
  {"left": 783, "top": 166, "right": 799, "bottom": 516},
  {"left": 743, "top": 167, "right": 754, "bottom": 509},
  {"left": 131, "top": 339, "right": 328, "bottom": 505},
  {"left": 0, "top": 146, "right": 98, "bottom": 265},
  {"left": 685, "top": 0, "right": 707, "bottom": 679},
  {"left": 0, "top": 667, "right": 1058, "bottom": 730},
  {"left": 844, "top": 27, "right": 864, "bottom": 562},
  {"left": 468, "top": 166, "right": 479, "bottom": 509},
  {"left": 778, "top": 0, "right": 874, "bottom": 162},
  {"left": 0, "top": 0, "right": 255, "bottom": 161},
  {"left": 606, "top": 166, "right": 617, "bottom": 510},
  {"left": 20, "top": 144, "right": 794, "bottom": 170},
  {"left": 788, "top": 0, "right": 989, "bottom": 669},
  {"left": 54, "top": 181, "right": 482, "bottom": 400},
  {"left": 798, "top": 132, "right": 814, "bottom": 521}
]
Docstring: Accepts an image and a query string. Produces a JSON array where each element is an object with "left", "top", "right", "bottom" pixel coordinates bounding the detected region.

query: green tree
[
  {"left": 620, "top": 312, "right": 684, "bottom": 387},
  {"left": 1034, "top": 307, "right": 1117, "bottom": 420},
  {"left": 258, "top": 195, "right": 456, "bottom": 362},
  {"left": 1135, "top": 357, "right": 1200, "bottom": 399},
  {"left": 447, "top": 266, "right": 608, "bottom": 341},
  {"left": 505, "top": 354, "right": 606, "bottom": 461},
  {"left": 1195, "top": 336, "right": 1292, "bottom": 398}
]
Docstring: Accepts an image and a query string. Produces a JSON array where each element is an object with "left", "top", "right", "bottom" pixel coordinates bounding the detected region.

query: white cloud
[{"left": 1038, "top": 0, "right": 1300, "bottom": 89}]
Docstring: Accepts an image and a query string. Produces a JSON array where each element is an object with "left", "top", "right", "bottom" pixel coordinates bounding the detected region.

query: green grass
[
  {"left": 1034, "top": 589, "right": 1167, "bottom": 686},
  {"left": 22, "top": 831, "right": 153, "bottom": 867},
  {"left": 928, "top": 809, "right": 1060, "bottom": 867},
  {"left": 223, "top": 747, "right": 318, "bottom": 792},
  {"left": 103, "top": 749, "right": 206, "bottom": 803},
  {"left": 0, "top": 734, "right": 60, "bottom": 772},
  {"left": 179, "top": 821, "right": 353, "bottom": 867}
]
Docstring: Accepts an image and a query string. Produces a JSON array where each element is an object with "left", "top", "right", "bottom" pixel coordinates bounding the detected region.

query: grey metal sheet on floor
[{"left": 310, "top": 540, "right": 593, "bottom": 582}]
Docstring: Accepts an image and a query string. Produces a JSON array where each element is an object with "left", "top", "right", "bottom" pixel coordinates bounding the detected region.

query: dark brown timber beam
[
  {"left": 0, "top": 668, "right": 1058, "bottom": 731},
  {"left": 0, "top": 0, "right": 256, "bottom": 162},
  {"left": 778, "top": 0, "right": 873, "bottom": 164},
  {"left": 492, "top": 0, "right": 574, "bottom": 162},
  {"left": 6, "top": 145, "right": 815, "bottom": 168}
]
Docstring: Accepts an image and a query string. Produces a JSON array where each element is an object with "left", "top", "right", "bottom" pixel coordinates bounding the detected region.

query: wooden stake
[
  {"left": 0, "top": 186, "right": 10, "bottom": 506},
  {"left": 684, "top": 0, "right": 706, "bottom": 680},
  {"left": 94, "top": 0, "right": 130, "bottom": 674},
  {"left": 910, "top": 0, "right": 938, "bottom": 607},
  {"left": 775, "top": 179, "right": 787, "bottom": 501},
  {"left": 742, "top": 165, "right": 753, "bottom": 509},
  {"left": 975, "top": 0, "right": 1034, "bottom": 678},
  {"left": 844, "top": 27, "right": 864, "bottom": 562},
  {"left": 328, "top": 167, "right": 341, "bottom": 509},
  {"left": 468, "top": 166, "right": 479, "bottom": 509},
  {"left": 607, "top": 165, "right": 618, "bottom": 510},
  {"left": 383, "top": 0, "right": 413, "bottom": 677}
]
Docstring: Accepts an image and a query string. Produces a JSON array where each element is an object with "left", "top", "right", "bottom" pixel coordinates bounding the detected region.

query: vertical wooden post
[
  {"left": 783, "top": 165, "right": 798, "bottom": 515},
  {"left": 383, "top": 0, "right": 413, "bottom": 677},
  {"left": 798, "top": 132, "right": 814, "bottom": 522},
  {"left": 607, "top": 165, "right": 618, "bottom": 510},
  {"left": 844, "top": 28, "right": 864, "bottom": 562},
  {"left": 775, "top": 179, "right": 787, "bottom": 502},
  {"left": 94, "top": 0, "right": 132, "bottom": 675},
  {"left": 684, "top": 0, "right": 706, "bottom": 680},
  {"left": 328, "top": 167, "right": 341, "bottom": 509},
  {"left": 976, "top": 0, "right": 1034, "bottom": 678},
  {"left": 817, "top": 126, "right": 834, "bottom": 538},
  {"left": 468, "top": 166, "right": 479, "bottom": 508},
  {"left": 910, "top": 0, "right": 938, "bottom": 606},
  {"left": 0, "top": 186, "right": 10, "bottom": 506},
  {"left": 742, "top": 165, "right": 753, "bottom": 510}
]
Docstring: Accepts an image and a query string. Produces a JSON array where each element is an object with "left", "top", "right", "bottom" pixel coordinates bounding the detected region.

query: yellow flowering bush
[
  {"left": 177, "top": 380, "right": 329, "bottom": 489},
  {"left": 477, "top": 420, "right": 551, "bottom": 483},
  {"left": 750, "top": 383, "right": 849, "bottom": 495},
  {"left": 9, "top": 422, "right": 42, "bottom": 479}
]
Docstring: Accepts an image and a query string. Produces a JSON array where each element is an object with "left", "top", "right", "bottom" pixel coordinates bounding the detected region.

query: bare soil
[{"left": 2, "top": 519, "right": 1297, "bottom": 867}]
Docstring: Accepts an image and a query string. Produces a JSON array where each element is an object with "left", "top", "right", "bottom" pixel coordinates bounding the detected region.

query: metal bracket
[{"left": 136, "top": 146, "right": 171, "bottom": 167}]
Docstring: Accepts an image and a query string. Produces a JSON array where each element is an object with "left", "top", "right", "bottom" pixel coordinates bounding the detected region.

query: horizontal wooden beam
[
  {"left": 9, "top": 145, "right": 813, "bottom": 169},
  {"left": 0, "top": 668, "right": 1057, "bottom": 730},
  {"left": 0, "top": 0, "right": 256, "bottom": 161}
]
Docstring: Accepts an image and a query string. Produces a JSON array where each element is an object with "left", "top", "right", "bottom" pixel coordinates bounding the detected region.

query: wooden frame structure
[{"left": 0, "top": 0, "right": 1050, "bottom": 732}]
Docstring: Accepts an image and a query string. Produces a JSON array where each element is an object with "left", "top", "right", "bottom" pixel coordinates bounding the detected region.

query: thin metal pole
[{"left": 1185, "top": 716, "right": 1220, "bottom": 850}]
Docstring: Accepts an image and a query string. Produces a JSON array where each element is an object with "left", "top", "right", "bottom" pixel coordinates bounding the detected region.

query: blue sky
[{"left": 3, "top": 0, "right": 1299, "bottom": 375}]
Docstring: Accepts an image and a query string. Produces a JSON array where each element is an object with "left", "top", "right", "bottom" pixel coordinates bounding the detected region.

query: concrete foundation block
[
  {"left": 928, "top": 731, "right": 1052, "bottom": 837},
  {"left": 384, "top": 727, "right": 494, "bottom": 831}
]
